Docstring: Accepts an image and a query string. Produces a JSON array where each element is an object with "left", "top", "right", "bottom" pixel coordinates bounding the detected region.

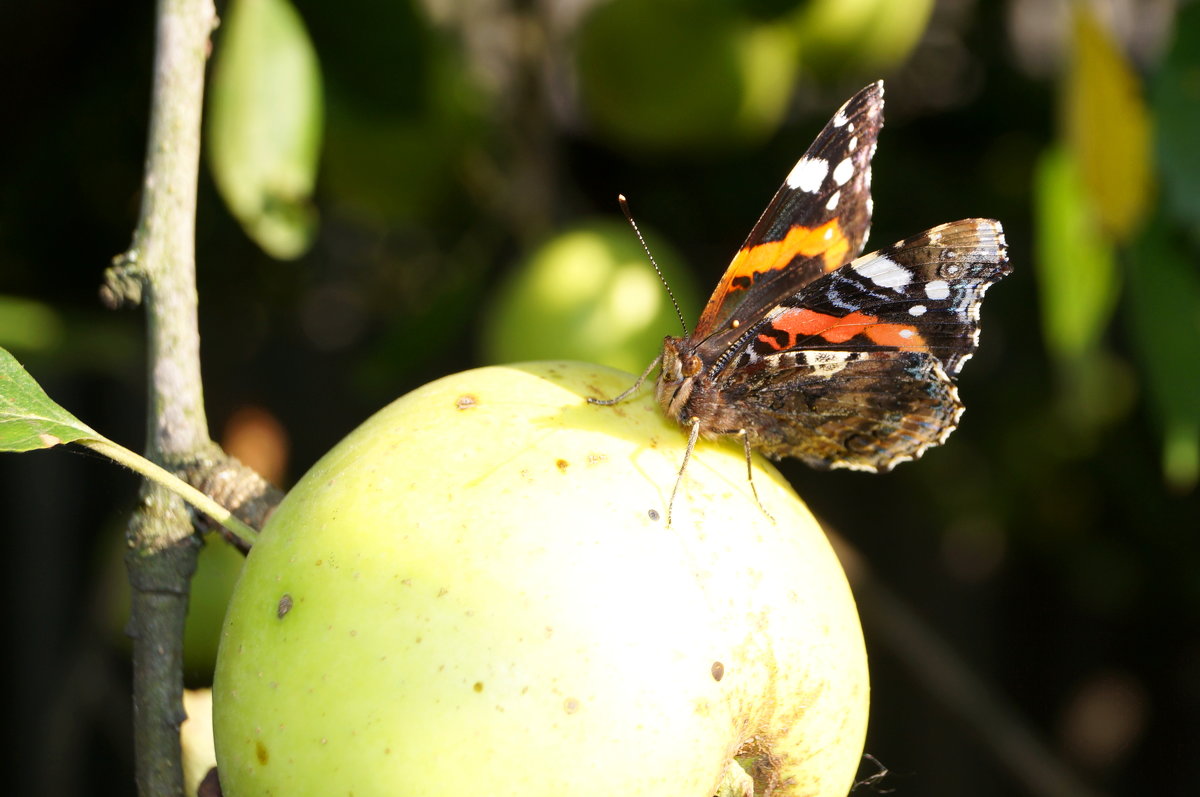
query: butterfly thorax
[{"left": 657, "top": 337, "right": 745, "bottom": 441}]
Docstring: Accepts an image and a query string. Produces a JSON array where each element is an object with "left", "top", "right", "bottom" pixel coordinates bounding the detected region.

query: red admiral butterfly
[{"left": 591, "top": 81, "right": 1010, "bottom": 523}]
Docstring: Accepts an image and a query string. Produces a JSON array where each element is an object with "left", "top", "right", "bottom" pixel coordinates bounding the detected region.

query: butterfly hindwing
[
  {"left": 717, "top": 218, "right": 1010, "bottom": 379},
  {"left": 710, "top": 348, "right": 963, "bottom": 471}
]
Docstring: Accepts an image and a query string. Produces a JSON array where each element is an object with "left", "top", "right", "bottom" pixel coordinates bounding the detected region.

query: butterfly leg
[
  {"left": 665, "top": 416, "right": 702, "bottom": 528},
  {"left": 587, "top": 355, "right": 662, "bottom": 406},
  {"left": 740, "top": 430, "right": 774, "bottom": 524}
]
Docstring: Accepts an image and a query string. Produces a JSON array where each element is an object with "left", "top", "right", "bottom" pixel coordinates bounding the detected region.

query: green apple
[
  {"left": 213, "top": 362, "right": 868, "bottom": 796},
  {"left": 575, "top": 1, "right": 798, "bottom": 150},
  {"left": 480, "top": 220, "right": 699, "bottom": 374},
  {"left": 793, "top": 0, "right": 934, "bottom": 78}
]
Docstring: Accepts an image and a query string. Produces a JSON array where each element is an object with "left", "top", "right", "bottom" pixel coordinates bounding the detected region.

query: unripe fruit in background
[{"left": 482, "top": 219, "right": 699, "bottom": 374}]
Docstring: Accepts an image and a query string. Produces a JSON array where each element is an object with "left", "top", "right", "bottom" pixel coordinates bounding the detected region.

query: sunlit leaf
[
  {"left": 0, "top": 347, "right": 99, "bottom": 452},
  {"left": 1033, "top": 146, "right": 1119, "bottom": 361},
  {"left": 207, "top": 0, "right": 324, "bottom": 259},
  {"left": 1127, "top": 213, "right": 1200, "bottom": 492},
  {"left": 1065, "top": 5, "right": 1153, "bottom": 241},
  {"left": 1152, "top": 2, "right": 1200, "bottom": 241}
]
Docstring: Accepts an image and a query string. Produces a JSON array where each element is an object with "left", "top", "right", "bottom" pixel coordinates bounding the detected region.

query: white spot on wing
[
  {"left": 832, "top": 157, "right": 854, "bottom": 187},
  {"left": 786, "top": 157, "right": 829, "bottom": 192},
  {"left": 852, "top": 254, "right": 911, "bottom": 290},
  {"left": 925, "top": 280, "right": 950, "bottom": 300},
  {"left": 825, "top": 191, "right": 841, "bottom": 211},
  {"left": 908, "top": 304, "right": 927, "bottom": 316},
  {"left": 785, "top": 350, "right": 861, "bottom": 378}
]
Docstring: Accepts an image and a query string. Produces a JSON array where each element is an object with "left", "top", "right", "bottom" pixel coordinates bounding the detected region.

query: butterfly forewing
[{"left": 693, "top": 81, "right": 885, "bottom": 339}]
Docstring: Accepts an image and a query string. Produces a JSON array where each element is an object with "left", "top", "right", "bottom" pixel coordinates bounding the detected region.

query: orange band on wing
[
  {"left": 727, "top": 220, "right": 850, "bottom": 287},
  {"left": 759, "top": 308, "right": 927, "bottom": 351},
  {"left": 695, "top": 219, "right": 852, "bottom": 335}
]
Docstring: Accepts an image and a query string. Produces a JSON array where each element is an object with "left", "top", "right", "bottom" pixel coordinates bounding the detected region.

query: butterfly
[{"left": 591, "top": 81, "right": 1010, "bottom": 524}]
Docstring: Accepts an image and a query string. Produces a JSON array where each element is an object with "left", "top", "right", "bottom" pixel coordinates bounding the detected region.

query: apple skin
[{"left": 213, "top": 362, "right": 868, "bottom": 796}]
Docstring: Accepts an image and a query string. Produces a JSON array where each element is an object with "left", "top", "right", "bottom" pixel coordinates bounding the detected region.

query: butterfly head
[{"left": 656, "top": 337, "right": 704, "bottom": 422}]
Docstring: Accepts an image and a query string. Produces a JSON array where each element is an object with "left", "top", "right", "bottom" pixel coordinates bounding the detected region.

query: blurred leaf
[
  {"left": 1065, "top": 5, "right": 1152, "bottom": 241},
  {"left": 0, "top": 347, "right": 99, "bottom": 451},
  {"left": 1033, "top": 146, "right": 1119, "bottom": 361},
  {"left": 0, "top": 294, "right": 65, "bottom": 352},
  {"left": 208, "top": 0, "right": 324, "bottom": 259},
  {"left": 1151, "top": 1, "right": 1200, "bottom": 241},
  {"left": 0, "top": 300, "right": 140, "bottom": 376},
  {"left": 1128, "top": 213, "right": 1200, "bottom": 492},
  {"left": 734, "top": 22, "right": 800, "bottom": 137}
]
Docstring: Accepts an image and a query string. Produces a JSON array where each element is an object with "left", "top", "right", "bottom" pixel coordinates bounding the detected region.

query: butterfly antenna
[{"left": 618, "top": 194, "right": 688, "bottom": 336}]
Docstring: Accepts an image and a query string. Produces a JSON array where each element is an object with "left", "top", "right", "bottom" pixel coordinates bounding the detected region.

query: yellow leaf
[{"left": 1065, "top": 6, "right": 1153, "bottom": 241}]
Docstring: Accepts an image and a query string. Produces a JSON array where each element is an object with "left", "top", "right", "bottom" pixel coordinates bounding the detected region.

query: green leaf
[
  {"left": 1033, "top": 146, "right": 1120, "bottom": 361},
  {"left": 1128, "top": 213, "right": 1200, "bottom": 492},
  {"left": 0, "top": 347, "right": 259, "bottom": 545},
  {"left": 1152, "top": 1, "right": 1200, "bottom": 241},
  {"left": 0, "top": 346, "right": 100, "bottom": 451},
  {"left": 1065, "top": 5, "right": 1153, "bottom": 242},
  {"left": 207, "top": 0, "right": 324, "bottom": 259}
]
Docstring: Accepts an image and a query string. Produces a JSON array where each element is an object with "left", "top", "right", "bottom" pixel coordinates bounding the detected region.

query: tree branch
[
  {"left": 183, "top": 451, "right": 285, "bottom": 553},
  {"left": 112, "top": 0, "right": 219, "bottom": 794}
]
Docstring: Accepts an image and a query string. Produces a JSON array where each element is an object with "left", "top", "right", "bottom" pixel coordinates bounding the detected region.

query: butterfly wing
[
  {"left": 699, "top": 218, "right": 1009, "bottom": 467},
  {"left": 716, "top": 349, "right": 964, "bottom": 470},
  {"left": 692, "top": 81, "right": 885, "bottom": 339}
]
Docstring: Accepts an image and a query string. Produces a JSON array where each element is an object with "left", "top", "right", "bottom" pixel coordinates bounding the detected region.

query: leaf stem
[{"left": 83, "top": 437, "right": 258, "bottom": 547}]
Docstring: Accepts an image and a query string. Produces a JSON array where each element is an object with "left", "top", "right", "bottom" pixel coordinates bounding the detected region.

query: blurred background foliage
[{"left": 1, "top": 0, "right": 1198, "bottom": 795}]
